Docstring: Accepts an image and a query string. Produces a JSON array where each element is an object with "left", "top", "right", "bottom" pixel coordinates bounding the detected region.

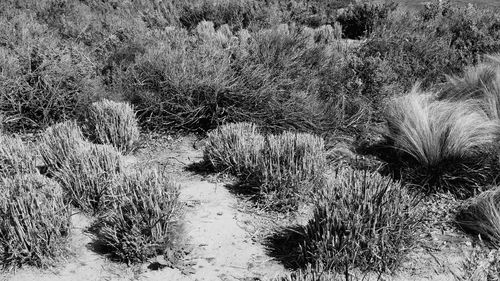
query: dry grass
[
  {"left": 52, "top": 142, "right": 122, "bottom": 215},
  {"left": 39, "top": 120, "right": 86, "bottom": 172},
  {"left": 384, "top": 87, "right": 500, "bottom": 197},
  {"left": 0, "top": 174, "right": 70, "bottom": 269},
  {"left": 89, "top": 168, "right": 182, "bottom": 264},
  {"left": 266, "top": 168, "right": 420, "bottom": 273},
  {"left": 82, "top": 99, "right": 139, "bottom": 154},
  {"left": 456, "top": 187, "right": 500, "bottom": 246},
  {"left": 204, "top": 122, "right": 265, "bottom": 180},
  {"left": 0, "top": 134, "right": 37, "bottom": 177}
]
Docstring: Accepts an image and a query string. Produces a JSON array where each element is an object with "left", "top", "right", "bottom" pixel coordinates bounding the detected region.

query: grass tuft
[
  {"left": 89, "top": 169, "right": 181, "bottom": 264},
  {"left": 456, "top": 187, "right": 500, "bottom": 246},
  {"left": 0, "top": 134, "right": 37, "bottom": 177},
  {"left": 383, "top": 87, "right": 500, "bottom": 198},
  {"left": 266, "top": 168, "right": 419, "bottom": 273},
  {"left": 0, "top": 174, "right": 70, "bottom": 269},
  {"left": 82, "top": 99, "right": 139, "bottom": 154},
  {"left": 52, "top": 142, "right": 122, "bottom": 215}
]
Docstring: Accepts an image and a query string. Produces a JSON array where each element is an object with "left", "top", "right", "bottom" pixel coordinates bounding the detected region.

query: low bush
[
  {"left": 52, "top": 142, "right": 122, "bottom": 215},
  {"left": 0, "top": 134, "right": 37, "bottom": 177},
  {"left": 259, "top": 131, "right": 326, "bottom": 210},
  {"left": 272, "top": 263, "right": 340, "bottom": 281},
  {"left": 204, "top": 122, "right": 264, "bottom": 179},
  {"left": 456, "top": 187, "right": 500, "bottom": 246},
  {"left": 0, "top": 173, "right": 70, "bottom": 269},
  {"left": 90, "top": 169, "right": 181, "bottom": 264},
  {"left": 383, "top": 88, "right": 500, "bottom": 198},
  {"left": 39, "top": 120, "right": 85, "bottom": 172},
  {"left": 267, "top": 168, "right": 419, "bottom": 273},
  {"left": 82, "top": 99, "right": 139, "bottom": 154}
]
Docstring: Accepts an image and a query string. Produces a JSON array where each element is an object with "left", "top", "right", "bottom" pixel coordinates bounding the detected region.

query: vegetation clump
[
  {"left": 383, "top": 87, "right": 500, "bottom": 198},
  {"left": 82, "top": 99, "right": 139, "bottom": 154},
  {"left": 90, "top": 169, "right": 181, "bottom": 264},
  {"left": 0, "top": 135, "right": 37, "bottom": 177},
  {"left": 267, "top": 168, "right": 419, "bottom": 273},
  {"left": 0, "top": 174, "right": 70, "bottom": 269}
]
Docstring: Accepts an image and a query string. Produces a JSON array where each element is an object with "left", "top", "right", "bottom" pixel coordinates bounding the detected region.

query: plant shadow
[{"left": 263, "top": 224, "right": 307, "bottom": 270}]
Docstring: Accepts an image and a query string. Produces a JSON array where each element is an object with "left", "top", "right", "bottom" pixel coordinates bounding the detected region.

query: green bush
[
  {"left": 383, "top": 88, "right": 500, "bottom": 198},
  {"left": 52, "top": 142, "right": 122, "bottom": 215},
  {"left": 0, "top": 134, "right": 37, "bottom": 177},
  {"left": 90, "top": 169, "right": 181, "bottom": 264},
  {"left": 0, "top": 174, "right": 70, "bottom": 268},
  {"left": 39, "top": 120, "right": 86, "bottom": 172},
  {"left": 456, "top": 187, "right": 500, "bottom": 246},
  {"left": 82, "top": 99, "right": 139, "bottom": 154},
  {"left": 204, "top": 122, "right": 264, "bottom": 179},
  {"left": 267, "top": 168, "right": 419, "bottom": 273}
]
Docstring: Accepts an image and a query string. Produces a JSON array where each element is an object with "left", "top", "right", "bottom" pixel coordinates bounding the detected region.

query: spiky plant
[
  {"left": 82, "top": 99, "right": 139, "bottom": 154},
  {"left": 0, "top": 134, "right": 37, "bottom": 177},
  {"left": 39, "top": 120, "right": 86, "bottom": 172},
  {"left": 0, "top": 174, "right": 70, "bottom": 269},
  {"left": 53, "top": 142, "right": 122, "bottom": 214},
  {"left": 267, "top": 168, "right": 420, "bottom": 273},
  {"left": 90, "top": 169, "right": 181, "bottom": 264},
  {"left": 259, "top": 131, "right": 326, "bottom": 210},
  {"left": 384, "top": 88, "right": 500, "bottom": 198},
  {"left": 456, "top": 187, "right": 500, "bottom": 246},
  {"left": 204, "top": 122, "right": 265, "bottom": 179}
]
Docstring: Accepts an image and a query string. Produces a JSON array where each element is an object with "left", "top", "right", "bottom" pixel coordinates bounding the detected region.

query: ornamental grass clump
[
  {"left": 0, "top": 174, "right": 70, "bottom": 269},
  {"left": 258, "top": 131, "right": 326, "bottom": 210},
  {"left": 456, "top": 187, "right": 500, "bottom": 246},
  {"left": 39, "top": 120, "right": 86, "bottom": 172},
  {"left": 384, "top": 87, "right": 500, "bottom": 198},
  {"left": 267, "top": 168, "right": 419, "bottom": 273},
  {"left": 53, "top": 142, "right": 122, "bottom": 215},
  {"left": 204, "top": 122, "right": 265, "bottom": 180},
  {"left": 0, "top": 134, "right": 37, "bottom": 177},
  {"left": 90, "top": 169, "right": 181, "bottom": 264},
  {"left": 82, "top": 99, "right": 139, "bottom": 154}
]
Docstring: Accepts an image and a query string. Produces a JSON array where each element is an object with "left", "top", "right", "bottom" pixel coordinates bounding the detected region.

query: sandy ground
[{"left": 0, "top": 134, "right": 478, "bottom": 281}]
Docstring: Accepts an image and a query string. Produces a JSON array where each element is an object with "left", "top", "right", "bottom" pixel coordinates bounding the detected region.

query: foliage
[
  {"left": 0, "top": 173, "right": 70, "bottom": 269},
  {"left": 82, "top": 99, "right": 139, "bottom": 154},
  {"left": 456, "top": 188, "right": 500, "bottom": 246},
  {"left": 267, "top": 168, "right": 419, "bottom": 272},
  {"left": 90, "top": 169, "right": 181, "bottom": 264},
  {"left": 0, "top": 134, "right": 37, "bottom": 177},
  {"left": 52, "top": 142, "right": 122, "bottom": 214},
  {"left": 383, "top": 88, "right": 500, "bottom": 198}
]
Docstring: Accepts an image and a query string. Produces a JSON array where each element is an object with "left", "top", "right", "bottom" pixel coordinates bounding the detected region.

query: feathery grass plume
[
  {"left": 82, "top": 99, "right": 139, "bottom": 154},
  {"left": 456, "top": 187, "right": 500, "bottom": 246},
  {"left": 259, "top": 131, "right": 326, "bottom": 210},
  {"left": 0, "top": 174, "right": 70, "bottom": 269},
  {"left": 0, "top": 134, "right": 37, "bottom": 177},
  {"left": 204, "top": 122, "right": 265, "bottom": 179},
  {"left": 266, "top": 168, "right": 420, "bottom": 273},
  {"left": 384, "top": 87, "right": 500, "bottom": 197},
  {"left": 39, "top": 120, "right": 85, "bottom": 172},
  {"left": 90, "top": 168, "right": 181, "bottom": 264},
  {"left": 439, "top": 54, "right": 500, "bottom": 122},
  {"left": 53, "top": 142, "right": 122, "bottom": 215}
]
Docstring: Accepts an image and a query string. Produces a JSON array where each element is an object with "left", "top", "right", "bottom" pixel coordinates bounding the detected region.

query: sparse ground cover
[{"left": 2, "top": 0, "right": 500, "bottom": 280}]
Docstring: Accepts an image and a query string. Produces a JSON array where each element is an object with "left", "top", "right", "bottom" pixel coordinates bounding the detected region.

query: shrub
[
  {"left": 82, "top": 99, "right": 139, "bottom": 154},
  {"left": 0, "top": 134, "right": 37, "bottom": 177},
  {"left": 383, "top": 88, "right": 500, "bottom": 198},
  {"left": 267, "top": 168, "right": 419, "bottom": 273},
  {"left": 0, "top": 173, "right": 70, "bottom": 268},
  {"left": 259, "top": 131, "right": 326, "bottom": 210},
  {"left": 39, "top": 120, "right": 85, "bottom": 172},
  {"left": 204, "top": 122, "right": 264, "bottom": 179},
  {"left": 90, "top": 169, "right": 181, "bottom": 264},
  {"left": 456, "top": 187, "right": 500, "bottom": 246},
  {"left": 52, "top": 142, "right": 122, "bottom": 215}
]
